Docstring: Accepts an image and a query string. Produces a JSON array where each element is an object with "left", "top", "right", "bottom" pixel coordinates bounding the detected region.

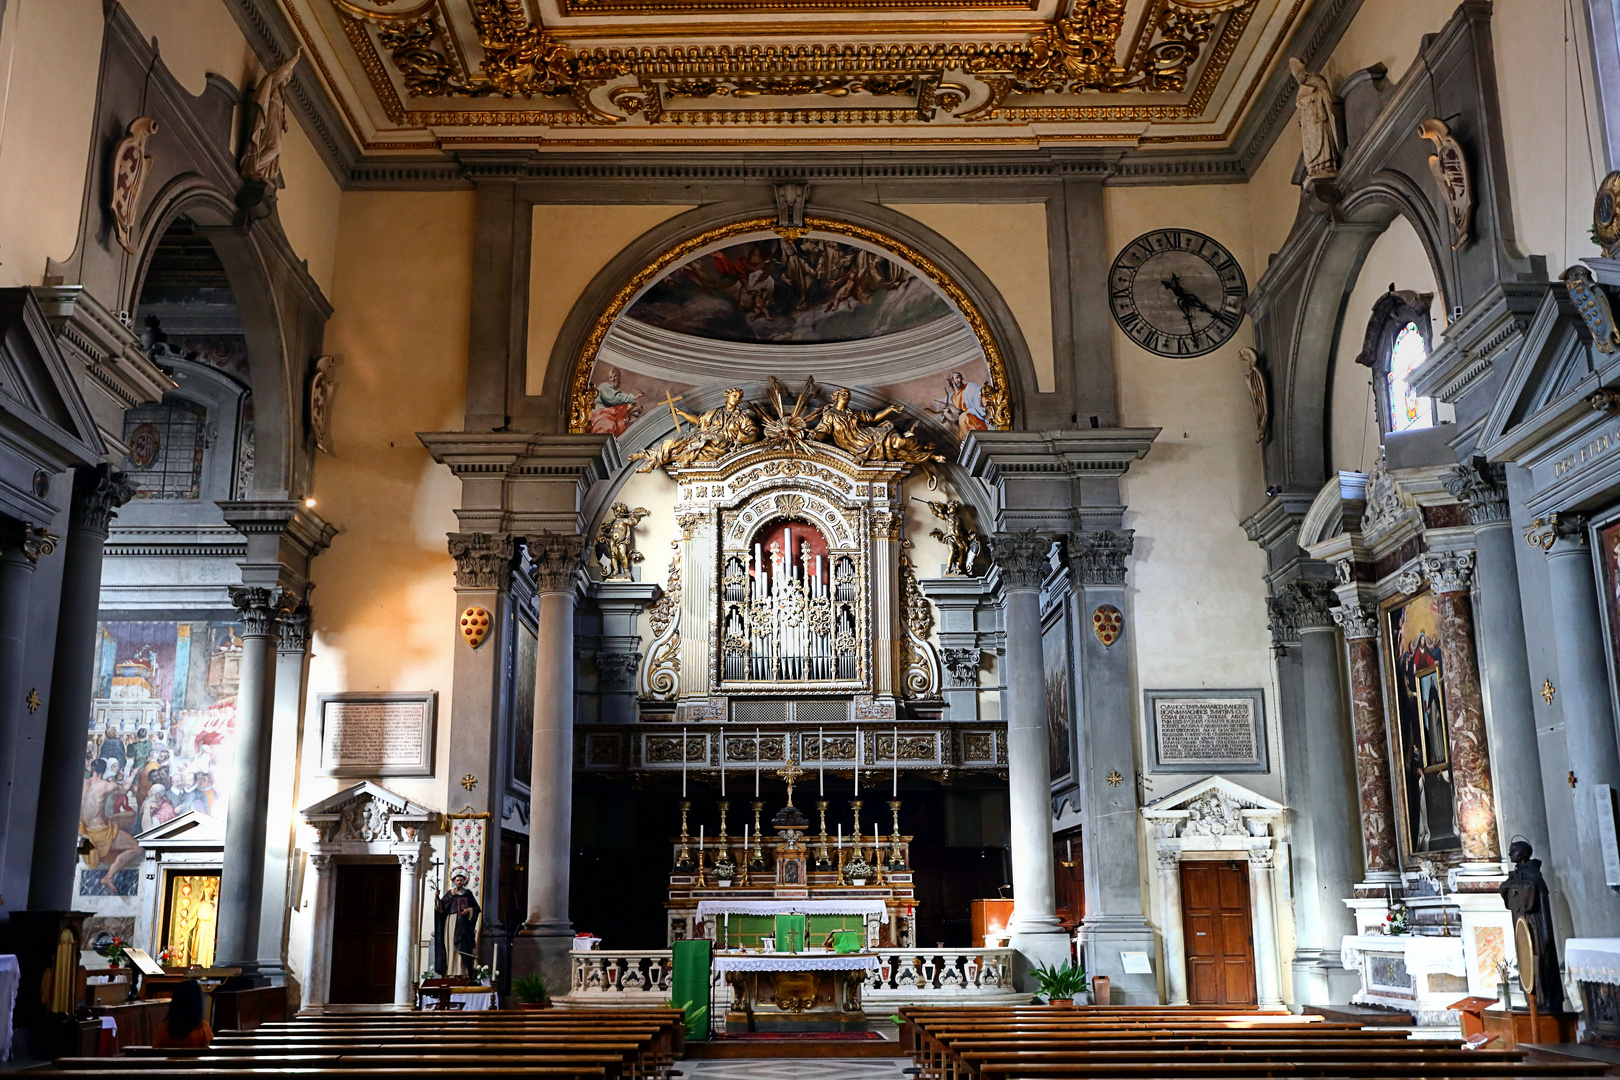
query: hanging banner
[{"left": 446, "top": 809, "right": 490, "bottom": 907}]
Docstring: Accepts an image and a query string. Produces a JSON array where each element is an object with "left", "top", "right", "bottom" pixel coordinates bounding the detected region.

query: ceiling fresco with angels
[{"left": 288, "top": 0, "right": 1313, "bottom": 149}]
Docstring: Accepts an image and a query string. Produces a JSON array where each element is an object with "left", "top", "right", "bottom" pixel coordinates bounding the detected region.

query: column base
[
  {"left": 1079, "top": 917, "right": 1159, "bottom": 1004},
  {"left": 1009, "top": 927, "right": 1073, "bottom": 993},
  {"left": 1291, "top": 950, "right": 1360, "bottom": 1007},
  {"left": 513, "top": 925, "right": 575, "bottom": 998}
]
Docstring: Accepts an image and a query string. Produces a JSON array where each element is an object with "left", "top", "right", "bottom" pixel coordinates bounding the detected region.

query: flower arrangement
[
  {"left": 474, "top": 964, "right": 493, "bottom": 985},
  {"left": 156, "top": 946, "right": 180, "bottom": 968},
  {"left": 845, "top": 855, "right": 874, "bottom": 884},
  {"left": 1382, "top": 901, "right": 1409, "bottom": 936},
  {"left": 712, "top": 856, "right": 737, "bottom": 882},
  {"left": 104, "top": 937, "right": 127, "bottom": 967},
  {"left": 421, "top": 969, "right": 440, "bottom": 981}
]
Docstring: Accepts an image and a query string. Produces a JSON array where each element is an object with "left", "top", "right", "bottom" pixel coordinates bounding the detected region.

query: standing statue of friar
[
  {"left": 1499, "top": 839, "right": 1565, "bottom": 1013},
  {"left": 432, "top": 870, "right": 482, "bottom": 977}
]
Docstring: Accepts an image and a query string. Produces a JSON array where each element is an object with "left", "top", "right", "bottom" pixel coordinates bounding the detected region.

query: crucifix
[
  {"left": 777, "top": 759, "right": 805, "bottom": 806},
  {"left": 661, "top": 390, "right": 686, "bottom": 433}
]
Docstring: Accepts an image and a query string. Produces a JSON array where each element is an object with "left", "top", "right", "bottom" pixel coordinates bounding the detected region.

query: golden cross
[
  {"left": 461, "top": 773, "right": 478, "bottom": 791},
  {"left": 661, "top": 390, "right": 686, "bottom": 434},
  {"left": 1541, "top": 679, "right": 1556, "bottom": 705},
  {"left": 777, "top": 760, "right": 805, "bottom": 804}
]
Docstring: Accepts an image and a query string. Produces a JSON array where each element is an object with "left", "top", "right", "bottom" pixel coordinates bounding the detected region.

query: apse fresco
[
  {"left": 76, "top": 620, "right": 242, "bottom": 897},
  {"left": 625, "top": 237, "right": 954, "bottom": 344},
  {"left": 1386, "top": 593, "right": 1460, "bottom": 855}
]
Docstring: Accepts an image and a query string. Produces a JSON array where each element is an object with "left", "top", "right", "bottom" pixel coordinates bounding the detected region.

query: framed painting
[
  {"left": 1043, "top": 610, "right": 1074, "bottom": 788},
  {"left": 1383, "top": 589, "right": 1460, "bottom": 856},
  {"left": 1591, "top": 509, "right": 1620, "bottom": 726},
  {"left": 509, "top": 617, "right": 538, "bottom": 791}
]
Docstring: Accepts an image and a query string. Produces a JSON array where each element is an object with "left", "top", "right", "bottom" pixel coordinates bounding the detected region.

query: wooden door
[
  {"left": 1180, "top": 860, "right": 1257, "bottom": 1007},
  {"left": 329, "top": 863, "right": 400, "bottom": 1005}
]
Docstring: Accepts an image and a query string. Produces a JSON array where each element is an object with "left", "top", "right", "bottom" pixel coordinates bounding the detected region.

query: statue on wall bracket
[
  {"left": 920, "top": 498, "right": 983, "bottom": 576},
  {"left": 597, "top": 502, "right": 650, "bottom": 580}
]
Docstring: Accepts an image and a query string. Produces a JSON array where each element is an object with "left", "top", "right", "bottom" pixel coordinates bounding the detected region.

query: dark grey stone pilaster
[
  {"left": 29, "top": 466, "right": 135, "bottom": 910},
  {"left": 256, "top": 604, "right": 310, "bottom": 983},
  {"left": 0, "top": 521, "right": 55, "bottom": 902},
  {"left": 590, "top": 580, "right": 660, "bottom": 725}
]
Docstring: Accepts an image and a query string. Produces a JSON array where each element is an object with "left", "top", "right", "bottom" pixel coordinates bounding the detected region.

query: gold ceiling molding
[
  {"left": 566, "top": 215, "right": 1014, "bottom": 435},
  {"left": 560, "top": 0, "right": 1038, "bottom": 12},
  {"left": 332, "top": 0, "right": 1262, "bottom": 130}
]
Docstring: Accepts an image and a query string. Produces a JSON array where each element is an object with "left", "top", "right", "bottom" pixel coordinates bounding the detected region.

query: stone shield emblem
[
  {"left": 1092, "top": 605, "right": 1123, "bottom": 647},
  {"left": 459, "top": 606, "right": 492, "bottom": 649}
]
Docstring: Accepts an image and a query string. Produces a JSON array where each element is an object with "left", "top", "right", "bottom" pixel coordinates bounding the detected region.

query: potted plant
[
  {"left": 846, "top": 855, "right": 873, "bottom": 887},
  {"left": 512, "top": 974, "right": 551, "bottom": 1011},
  {"left": 1382, "top": 900, "right": 1410, "bottom": 936},
  {"left": 713, "top": 856, "right": 736, "bottom": 887},
  {"left": 474, "top": 964, "right": 493, "bottom": 986},
  {"left": 104, "top": 937, "right": 127, "bottom": 970},
  {"left": 1031, "top": 961, "right": 1088, "bottom": 1005}
]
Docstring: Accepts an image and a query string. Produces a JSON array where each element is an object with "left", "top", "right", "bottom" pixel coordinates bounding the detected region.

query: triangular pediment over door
[{"left": 0, "top": 288, "right": 103, "bottom": 522}]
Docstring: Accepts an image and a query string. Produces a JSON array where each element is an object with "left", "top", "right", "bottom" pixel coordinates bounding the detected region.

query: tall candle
[
  {"left": 699, "top": 825, "right": 704, "bottom": 852},
  {"left": 818, "top": 726, "right": 825, "bottom": 796},
  {"left": 721, "top": 763, "right": 726, "bottom": 797},
  {"left": 682, "top": 726, "right": 688, "bottom": 797},
  {"left": 744, "top": 823, "right": 749, "bottom": 852},
  {"left": 838, "top": 824, "right": 843, "bottom": 849},
  {"left": 755, "top": 727, "right": 761, "bottom": 795},
  {"left": 892, "top": 725, "right": 899, "bottom": 796},
  {"left": 854, "top": 727, "right": 861, "bottom": 795}
]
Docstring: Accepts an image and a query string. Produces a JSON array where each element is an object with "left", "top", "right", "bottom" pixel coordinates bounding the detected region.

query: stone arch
[{"left": 538, "top": 196, "right": 1039, "bottom": 436}]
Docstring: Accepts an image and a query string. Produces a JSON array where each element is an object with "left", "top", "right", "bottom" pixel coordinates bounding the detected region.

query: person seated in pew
[{"left": 151, "top": 979, "right": 214, "bottom": 1049}]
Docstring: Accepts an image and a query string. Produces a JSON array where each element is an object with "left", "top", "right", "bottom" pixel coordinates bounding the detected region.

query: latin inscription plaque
[
  {"left": 318, "top": 691, "right": 437, "bottom": 776},
  {"left": 1146, "top": 689, "right": 1266, "bottom": 773}
]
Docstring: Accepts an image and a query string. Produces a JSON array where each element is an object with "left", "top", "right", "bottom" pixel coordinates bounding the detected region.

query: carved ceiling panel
[{"left": 284, "top": 0, "right": 1314, "bottom": 150}]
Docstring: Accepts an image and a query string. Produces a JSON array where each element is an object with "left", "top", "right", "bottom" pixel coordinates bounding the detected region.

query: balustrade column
[
  {"left": 1248, "top": 846, "right": 1284, "bottom": 1009},
  {"left": 215, "top": 585, "right": 289, "bottom": 978},
  {"left": 518, "top": 533, "right": 585, "bottom": 993},
  {"left": 1420, "top": 551, "right": 1501, "bottom": 870},
  {"left": 30, "top": 467, "right": 132, "bottom": 909},
  {"left": 993, "top": 532, "right": 1065, "bottom": 963},
  {"left": 1541, "top": 518, "right": 1620, "bottom": 935},
  {"left": 395, "top": 852, "right": 423, "bottom": 1006},
  {"left": 1330, "top": 601, "right": 1400, "bottom": 880},
  {"left": 1155, "top": 849, "right": 1187, "bottom": 1006}
]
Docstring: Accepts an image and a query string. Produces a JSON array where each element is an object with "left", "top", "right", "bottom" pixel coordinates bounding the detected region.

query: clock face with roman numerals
[{"left": 1108, "top": 229, "right": 1247, "bottom": 357}]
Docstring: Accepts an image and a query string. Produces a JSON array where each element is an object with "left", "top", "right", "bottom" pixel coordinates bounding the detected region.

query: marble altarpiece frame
[
  {"left": 1381, "top": 588, "right": 1462, "bottom": 858},
  {"left": 1587, "top": 506, "right": 1620, "bottom": 734}
]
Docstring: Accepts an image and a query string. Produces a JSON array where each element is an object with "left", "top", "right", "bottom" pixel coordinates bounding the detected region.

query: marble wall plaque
[
  {"left": 318, "top": 691, "right": 437, "bottom": 776},
  {"left": 1146, "top": 689, "right": 1267, "bottom": 773}
]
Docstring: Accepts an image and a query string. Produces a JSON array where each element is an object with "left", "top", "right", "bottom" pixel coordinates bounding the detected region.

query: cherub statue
[
  {"left": 628, "top": 387, "right": 760, "bottom": 473},
  {"left": 921, "top": 498, "right": 982, "bottom": 576},
  {"left": 597, "top": 502, "right": 650, "bottom": 579},
  {"left": 810, "top": 387, "right": 945, "bottom": 466}
]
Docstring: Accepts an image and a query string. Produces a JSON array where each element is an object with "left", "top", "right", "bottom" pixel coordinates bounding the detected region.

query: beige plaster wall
[
  {"left": 121, "top": 0, "right": 258, "bottom": 96},
  {"left": 883, "top": 203, "right": 1055, "bottom": 393},
  {"left": 1328, "top": 216, "right": 1443, "bottom": 476},
  {"left": 526, "top": 204, "right": 695, "bottom": 395},
  {"left": 0, "top": 0, "right": 104, "bottom": 288},
  {"left": 277, "top": 120, "right": 343, "bottom": 296},
  {"left": 302, "top": 190, "right": 476, "bottom": 816},
  {"left": 1318, "top": 0, "right": 1464, "bottom": 87},
  {"left": 1104, "top": 184, "right": 1281, "bottom": 808}
]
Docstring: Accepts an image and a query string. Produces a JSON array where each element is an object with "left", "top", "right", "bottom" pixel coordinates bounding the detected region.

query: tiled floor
[{"left": 677, "top": 1058, "right": 914, "bottom": 1079}]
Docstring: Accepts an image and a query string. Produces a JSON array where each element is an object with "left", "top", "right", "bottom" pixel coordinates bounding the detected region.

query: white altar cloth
[
  {"left": 697, "top": 899, "right": 889, "bottom": 923},
  {"left": 713, "top": 951, "right": 880, "bottom": 974},
  {"left": 1566, "top": 938, "right": 1620, "bottom": 985},
  {"left": 1340, "top": 933, "right": 1467, "bottom": 976}
]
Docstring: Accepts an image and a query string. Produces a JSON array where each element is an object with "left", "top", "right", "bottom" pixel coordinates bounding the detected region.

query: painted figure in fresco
[
  {"left": 811, "top": 388, "right": 945, "bottom": 466},
  {"left": 1501, "top": 840, "right": 1566, "bottom": 1013},
  {"left": 432, "top": 872, "right": 482, "bottom": 976},
  {"left": 627, "top": 387, "right": 760, "bottom": 472},
  {"left": 128, "top": 728, "right": 153, "bottom": 774},
  {"left": 935, "top": 371, "right": 989, "bottom": 441},
  {"left": 588, "top": 367, "right": 643, "bottom": 437},
  {"left": 80, "top": 759, "right": 143, "bottom": 890}
]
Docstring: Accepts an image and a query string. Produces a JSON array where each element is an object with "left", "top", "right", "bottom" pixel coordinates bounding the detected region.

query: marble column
[
  {"left": 30, "top": 466, "right": 134, "bottom": 910},
  {"left": 1542, "top": 517, "right": 1620, "bottom": 935},
  {"left": 1248, "top": 845, "right": 1284, "bottom": 1009},
  {"left": 1331, "top": 601, "right": 1400, "bottom": 880},
  {"left": 993, "top": 531, "right": 1068, "bottom": 970},
  {"left": 1443, "top": 462, "right": 1551, "bottom": 861},
  {"left": 1285, "top": 579, "right": 1361, "bottom": 1004},
  {"left": 215, "top": 584, "right": 289, "bottom": 980},
  {"left": 303, "top": 855, "right": 334, "bottom": 1010},
  {"left": 0, "top": 521, "right": 56, "bottom": 891},
  {"left": 516, "top": 532, "right": 585, "bottom": 994},
  {"left": 1420, "top": 551, "right": 1501, "bottom": 868},
  {"left": 1156, "top": 848, "right": 1187, "bottom": 1006},
  {"left": 1069, "top": 529, "right": 1155, "bottom": 1002},
  {"left": 395, "top": 852, "right": 423, "bottom": 1006},
  {"left": 256, "top": 605, "right": 310, "bottom": 983}
]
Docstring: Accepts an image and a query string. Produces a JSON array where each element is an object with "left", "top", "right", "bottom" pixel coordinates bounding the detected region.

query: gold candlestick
[
  {"left": 676, "top": 800, "right": 694, "bottom": 871},
  {"left": 717, "top": 800, "right": 730, "bottom": 865},
  {"left": 815, "top": 800, "right": 832, "bottom": 869},
  {"left": 888, "top": 799, "right": 905, "bottom": 870},
  {"left": 850, "top": 799, "right": 864, "bottom": 862},
  {"left": 836, "top": 847, "right": 848, "bottom": 886},
  {"left": 750, "top": 800, "right": 766, "bottom": 869}
]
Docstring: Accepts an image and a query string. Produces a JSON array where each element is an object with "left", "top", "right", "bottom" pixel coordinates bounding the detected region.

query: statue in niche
[
  {"left": 1500, "top": 839, "right": 1566, "bottom": 1013},
  {"left": 1239, "top": 347, "right": 1269, "bottom": 444},
  {"left": 921, "top": 498, "right": 983, "bottom": 575},
  {"left": 310, "top": 355, "right": 338, "bottom": 455},
  {"left": 810, "top": 387, "right": 945, "bottom": 466},
  {"left": 241, "top": 50, "right": 303, "bottom": 185},
  {"left": 628, "top": 387, "right": 760, "bottom": 472},
  {"left": 1289, "top": 58, "right": 1341, "bottom": 181},
  {"left": 596, "top": 502, "right": 650, "bottom": 579}
]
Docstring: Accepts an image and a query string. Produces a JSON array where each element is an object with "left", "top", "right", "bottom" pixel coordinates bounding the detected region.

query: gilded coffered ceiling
[{"left": 284, "top": 0, "right": 1315, "bottom": 151}]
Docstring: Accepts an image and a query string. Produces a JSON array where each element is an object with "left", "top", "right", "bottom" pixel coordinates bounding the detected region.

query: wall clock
[{"left": 1108, "top": 229, "right": 1247, "bottom": 357}]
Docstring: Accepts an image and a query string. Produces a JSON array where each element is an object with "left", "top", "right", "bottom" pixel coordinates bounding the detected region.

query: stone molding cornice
[
  {"left": 1420, "top": 550, "right": 1476, "bottom": 594},
  {"left": 69, "top": 465, "right": 138, "bottom": 538},
  {"left": 217, "top": 500, "right": 339, "bottom": 561},
  {"left": 990, "top": 531, "right": 1053, "bottom": 590},
  {"left": 32, "top": 285, "right": 173, "bottom": 413},
  {"left": 448, "top": 531, "right": 516, "bottom": 591},
  {"left": 1442, "top": 460, "right": 1510, "bottom": 526},
  {"left": 1331, "top": 602, "right": 1379, "bottom": 640},
  {"left": 526, "top": 532, "right": 587, "bottom": 594},
  {"left": 1414, "top": 282, "right": 1547, "bottom": 406},
  {"left": 1066, "top": 529, "right": 1134, "bottom": 587}
]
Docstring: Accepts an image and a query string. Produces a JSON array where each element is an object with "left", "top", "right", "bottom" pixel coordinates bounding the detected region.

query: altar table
[{"left": 715, "top": 949, "right": 878, "bottom": 1033}]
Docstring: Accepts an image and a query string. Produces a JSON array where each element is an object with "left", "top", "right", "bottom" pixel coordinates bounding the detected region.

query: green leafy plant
[
  {"left": 1031, "top": 961, "right": 1088, "bottom": 1002},
  {"left": 512, "top": 974, "right": 551, "bottom": 1004}
]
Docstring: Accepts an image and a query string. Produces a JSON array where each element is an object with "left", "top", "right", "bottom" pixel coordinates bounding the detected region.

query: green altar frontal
[{"left": 717, "top": 913, "right": 866, "bottom": 951}]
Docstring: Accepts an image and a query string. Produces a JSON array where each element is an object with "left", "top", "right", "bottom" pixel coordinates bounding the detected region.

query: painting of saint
[
  {"left": 588, "top": 366, "right": 643, "bottom": 436},
  {"left": 510, "top": 620, "right": 537, "bottom": 788},
  {"left": 1043, "top": 616, "right": 1074, "bottom": 784},
  {"left": 625, "top": 237, "right": 954, "bottom": 344},
  {"left": 933, "top": 371, "right": 990, "bottom": 441},
  {"left": 1386, "top": 593, "right": 1459, "bottom": 854},
  {"left": 1596, "top": 520, "right": 1620, "bottom": 702}
]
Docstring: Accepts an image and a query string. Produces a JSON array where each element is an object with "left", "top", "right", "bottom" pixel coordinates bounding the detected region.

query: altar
[{"left": 713, "top": 950, "right": 879, "bottom": 1032}]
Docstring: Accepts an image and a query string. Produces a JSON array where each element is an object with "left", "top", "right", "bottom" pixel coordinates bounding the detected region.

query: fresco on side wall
[
  {"left": 77, "top": 620, "right": 241, "bottom": 898},
  {"left": 1386, "top": 593, "right": 1460, "bottom": 855}
]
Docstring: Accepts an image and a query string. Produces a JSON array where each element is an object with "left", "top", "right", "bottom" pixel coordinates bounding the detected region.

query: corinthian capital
[
  {"left": 1420, "top": 550, "right": 1475, "bottom": 594},
  {"left": 1442, "top": 460, "right": 1509, "bottom": 526},
  {"left": 1066, "top": 530, "right": 1134, "bottom": 586},
  {"left": 990, "top": 531, "right": 1053, "bottom": 590},
  {"left": 228, "top": 584, "right": 293, "bottom": 637},
  {"left": 448, "top": 532, "right": 515, "bottom": 590},
  {"left": 1279, "top": 579, "right": 1338, "bottom": 630},
  {"left": 526, "top": 532, "right": 586, "bottom": 593},
  {"left": 277, "top": 604, "right": 311, "bottom": 652},
  {"left": 1331, "top": 602, "right": 1379, "bottom": 640},
  {"left": 69, "top": 464, "right": 138, "bottom": 537}
]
